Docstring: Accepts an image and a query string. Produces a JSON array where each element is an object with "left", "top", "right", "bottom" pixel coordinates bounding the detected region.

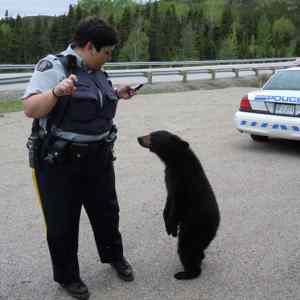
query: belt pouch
[{"left": 69, "top": 143, "right": 89, "bottom": 160}]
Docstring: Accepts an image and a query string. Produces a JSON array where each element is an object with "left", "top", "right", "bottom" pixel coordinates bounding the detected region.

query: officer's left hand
[{"left": 116, "top": 86, "right": 136, "bottom": 100}]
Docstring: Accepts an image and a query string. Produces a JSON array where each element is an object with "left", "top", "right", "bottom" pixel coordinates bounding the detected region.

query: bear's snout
[{"left": 137, "top": 135, "right": 151, "bottom": 148}]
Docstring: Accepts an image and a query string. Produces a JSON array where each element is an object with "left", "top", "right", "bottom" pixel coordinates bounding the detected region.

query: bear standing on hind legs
[{"left": 137, "top": 130, "right": 220, "bottom": 280}]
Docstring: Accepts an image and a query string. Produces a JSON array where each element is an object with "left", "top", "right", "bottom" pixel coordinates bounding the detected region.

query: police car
[{"left": 234, "top": 67, "right": 300, "bottom": 142}]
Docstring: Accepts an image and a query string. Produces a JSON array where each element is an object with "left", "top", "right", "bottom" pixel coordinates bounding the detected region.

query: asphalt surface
[{"left": 0, "top": 87, "right": 299, "bottom": 300}]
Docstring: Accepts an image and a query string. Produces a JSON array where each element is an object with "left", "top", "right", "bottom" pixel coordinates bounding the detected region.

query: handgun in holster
[
  {"left": 26, "top": 119, "right": 43, "bottom": 169},
  {"left": 105, "top": 124, "right": 118, "bottom": 161}
]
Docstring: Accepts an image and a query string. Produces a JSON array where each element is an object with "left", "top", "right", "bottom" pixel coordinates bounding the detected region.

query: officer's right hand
[{"left": 53, "top": 74, "right": 78, "bottom": 97}]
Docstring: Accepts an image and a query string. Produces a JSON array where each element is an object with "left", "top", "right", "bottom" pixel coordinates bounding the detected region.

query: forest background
[{"left": 0, "top": 0, "right": 299, "bottom": 64}]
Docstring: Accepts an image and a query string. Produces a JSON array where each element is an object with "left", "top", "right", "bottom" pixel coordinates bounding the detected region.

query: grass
[{"left": 0, "top": 100, "right": 23, "bottom": 113}]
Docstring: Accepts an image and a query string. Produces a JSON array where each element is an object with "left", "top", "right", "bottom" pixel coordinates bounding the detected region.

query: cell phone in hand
[{"left": 132, "top": 83, "right": 144, "bottom": 91}]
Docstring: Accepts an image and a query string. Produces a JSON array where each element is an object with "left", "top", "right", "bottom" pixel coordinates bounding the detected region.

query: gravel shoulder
[{"left": 1, "top": 85, "right": 299, "bottom": 300}]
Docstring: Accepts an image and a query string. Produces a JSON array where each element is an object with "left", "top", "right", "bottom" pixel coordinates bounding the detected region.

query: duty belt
[{"left": 53, "top": 128, "right": 110, "bottom": 143}]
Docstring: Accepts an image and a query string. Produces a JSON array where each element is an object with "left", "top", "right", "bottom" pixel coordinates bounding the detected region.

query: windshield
[{"left": 263, "top": 70, "right": 300, "bottom": 91}]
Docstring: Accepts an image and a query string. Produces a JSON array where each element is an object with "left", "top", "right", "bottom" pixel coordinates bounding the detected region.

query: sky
[{"left": 0, "top": 0, "right": 79, "bottom": 18}]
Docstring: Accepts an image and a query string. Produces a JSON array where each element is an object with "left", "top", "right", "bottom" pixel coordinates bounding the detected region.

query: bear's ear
[
  {"left": 172, "top": 135, "right": 189, "bottom": 150},
  {"left": 181, "top": 140, "right": 189, "bottom": 149}
]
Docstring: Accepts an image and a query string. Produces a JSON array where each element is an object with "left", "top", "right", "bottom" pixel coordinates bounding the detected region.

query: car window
[{"left": 263, "top": 70, "right": 300, "bottom": 91}]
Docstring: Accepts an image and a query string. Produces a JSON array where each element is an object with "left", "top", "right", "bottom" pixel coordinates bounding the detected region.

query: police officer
[{"left": 23, "top": 17, "right": 136, "bottom": 300}]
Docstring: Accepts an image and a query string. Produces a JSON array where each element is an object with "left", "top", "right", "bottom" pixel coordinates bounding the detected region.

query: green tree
[
  {"left": 28, "top": 17, "right": 52, "bottom": 62},
  {"left": 248, "top": 35, "right": 256, "bottom": 58},
  {"left": 218, "top": 22, "right": 238, "bottom": 59},
  {"left": 195, "top": 24, "right": 207, "bottom": 59},
  {"left": 0, "top": 25, "right": 7, "bottom": 62},
  {"left": 272, "top": 17, "right": 295, "bottom": 56},
  {"left": 49, "top": 15, "right": 69, "bottom": 53},
  {"left": 220, "top": 2, "right": 233, "bottom": 37},
  {"left": 161, "top": 5, "right": 180, "bottom": 60},
  {"left": 236, "top": 0, "right": 259, "bottom": 45},
  {"left": 118, "top": 19, "right": 149, "bottom": 61},
  {"left": 10, "top": 15, "right": 24, "bottom": 63},
  {"left": 202, "top": 0, "right": 225, "bottom": 25},
  {"left": 256, "top": 14, "right": 273, "bottom": 58},
  {"left": 148, "top": 2, "right": 163, "bottom": 60},
  {"left": 117, "top": 6, "right": 132, "bottom": 49},
  {"left": 74, "top": 5, "right": 84, "bottom": 23},
  {"left": 0, "top": 22, "right": 13, "bottom": 62},
  {"left": 179, "top": 21, "right": 198, "bottom": 60},
  {"left": 2, "top": 0, "right": 300, "bottom": 63}
]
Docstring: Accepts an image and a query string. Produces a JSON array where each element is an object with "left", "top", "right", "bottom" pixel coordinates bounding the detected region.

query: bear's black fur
[{"left": 137, "top": 130, "right": 220, "bottom": 280}]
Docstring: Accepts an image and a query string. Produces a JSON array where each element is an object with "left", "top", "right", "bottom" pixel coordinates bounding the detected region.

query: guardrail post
[
  {"left": 271, "top": 67, "right": 276, "bottom": 74},
  {"left": 180, "top": 70, "right": 187, "bottom": 83},
  {"left": 233, "top": 68, "right": 239, "bottom": 78},
  {"left": 144, "top": 71, "right": 153, "bottom": 84},
  {"left": 209, "top": 70, "right": 216, "bottom": 80},
  {"left": 252, "top": 68, "right": 259, "bottom": 77}
]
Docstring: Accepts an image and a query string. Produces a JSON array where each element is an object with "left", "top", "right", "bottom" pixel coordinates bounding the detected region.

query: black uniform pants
[{"left": 34, "top": 141, "right": 123, "bottom": 284}]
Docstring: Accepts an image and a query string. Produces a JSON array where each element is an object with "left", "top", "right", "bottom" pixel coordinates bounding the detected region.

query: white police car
[{"left": 234, "top": 67, "right": 300, "bottom": 142}]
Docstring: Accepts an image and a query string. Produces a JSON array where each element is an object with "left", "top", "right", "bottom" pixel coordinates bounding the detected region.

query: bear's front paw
[
  {"left": 170, "top": 226, "right": 178, "bottom": 237},
  {"left": 163, "top": 207, "right": 169, "bottom": 223},
  {"left": 166, "top": 222, "right": 178, "bottom": 237}
]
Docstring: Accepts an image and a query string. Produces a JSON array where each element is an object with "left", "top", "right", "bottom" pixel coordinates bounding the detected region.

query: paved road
[{"left": 0, "top": 87, "right": 299, "bottom": 300}]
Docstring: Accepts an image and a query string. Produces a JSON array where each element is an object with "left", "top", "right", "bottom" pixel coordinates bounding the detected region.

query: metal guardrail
[
  {"left": 108, "top": 65, "right": 291, "bottom": 84},
  {"left": 108, "top": 57, "right": 297, "bottom": 68},
  {"left": 0, "top": 76, "right": 33, "bottom": 84},
  {"left": 0, "top": 59, "right": 297, "bottom": 85},
  {"left": 0, "top": 57, "right": 296, "bottom": 71}
]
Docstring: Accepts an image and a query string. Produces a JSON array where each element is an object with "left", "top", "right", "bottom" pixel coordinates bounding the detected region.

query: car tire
[{"left": 250, "top": 134, "right": 269, "bottom": 142}]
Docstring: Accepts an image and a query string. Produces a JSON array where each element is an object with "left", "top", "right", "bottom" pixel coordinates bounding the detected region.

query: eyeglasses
[{"left": 102, "top": 46, "right": 115, "bottom": 56}]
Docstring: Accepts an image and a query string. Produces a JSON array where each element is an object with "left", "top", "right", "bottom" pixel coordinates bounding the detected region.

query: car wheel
[{"left": 250, "top": 134, "right": 269, "bottom": 142}]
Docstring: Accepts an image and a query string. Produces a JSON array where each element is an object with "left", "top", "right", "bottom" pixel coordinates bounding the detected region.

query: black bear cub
[{"left": 137, "top": 130, "right": 220, "bottom": 280}]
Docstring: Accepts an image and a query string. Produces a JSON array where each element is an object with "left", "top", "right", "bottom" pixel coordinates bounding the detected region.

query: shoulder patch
[{"left": 36, "top": 59, "right": 53, "bottom": 72}]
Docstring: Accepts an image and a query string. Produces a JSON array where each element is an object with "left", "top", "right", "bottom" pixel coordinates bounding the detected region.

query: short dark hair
[{"left": 72, "top": 16, "right": 118, "bottom": 51}]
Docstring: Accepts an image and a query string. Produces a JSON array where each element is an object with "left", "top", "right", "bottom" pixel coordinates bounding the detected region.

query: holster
[
  {"left": 105, "top": 125, "right": 118, "bottom": 161},
  {"left": 26, "top": 133, "right": 43, "bottom": 169},
  {"left": 43, "top": 138, "right": 69, "bottom": 165}
]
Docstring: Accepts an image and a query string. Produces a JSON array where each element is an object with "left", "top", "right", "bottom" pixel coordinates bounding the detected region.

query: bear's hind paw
[{"left": 174, "top": 269, "right": 201, "bottom": 280}]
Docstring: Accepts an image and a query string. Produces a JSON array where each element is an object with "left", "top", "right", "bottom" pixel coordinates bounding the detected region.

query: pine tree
[
  {"left": 148, "top": 2, "right": 162, "bottom": 60},
  {"left": 161, "top": 6, "right": 180, "bottom": 60},
  {"left": 0, "top": 26, "right": 6, "bottom": 62},
  {"left": 117, "top": 6, "right": 132, "bottom": 49},
  {"left": 256, "top": 14, "right": 272, "bottom": 58},
  {"left": 220, "top": 2, "right": 233, "bottom": 37},
  {"left": 248, "top": 34, "right": 256, "bottom": 58},
  {"left": 272, "top": 17, "right": 296, "bottom": 57},
  {"left": 180, "top": 21, "right": 198, "bottom": 60},
  {"left": 10, "top": 15, "right": 24, "bottom": 63},
  {"left": 49, "top": 15, "right": 69, "bottom": 53},
  {"left": 0, "top": 22, "right": 14, "bottom": 62},
  {"left": 218, "top": 22, "right": 238, "bottom": 59}
]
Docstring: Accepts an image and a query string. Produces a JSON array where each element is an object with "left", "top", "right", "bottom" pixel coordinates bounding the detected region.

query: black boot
[
  {"left": 110, "top": 257, "right": 134, "bottom": 281},
  {"left": 60, "top": 279, "right": 90, "bottom": 300}
]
